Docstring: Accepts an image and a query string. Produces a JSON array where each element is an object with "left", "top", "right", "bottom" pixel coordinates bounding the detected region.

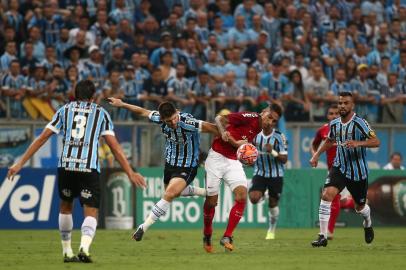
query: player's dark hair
[
  {"left": 329, "top": 103, "right": 338, "bottom": 110},
  {"left": 339, "top": 91, "right": 353, "bottom": 98},
  {"left": 269, "top": 103, "right": 283, "bottom": 117},
  {"left": 75, "top": 80, "right": 96, "bottom": 101},
  {"left": 391, "top": 152, "right": 402, "bottom": 160},
  {"left": 158, "top": 102, "right": 177, "bottom": 119}
]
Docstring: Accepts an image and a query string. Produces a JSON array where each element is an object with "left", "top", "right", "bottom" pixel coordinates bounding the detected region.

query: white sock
[
  {"left": 80, "top": 216, "right": 97, "bottom": 254},
  {"left": 59, "top": 213, "right": 73, "bottom": 257},
  {"left": 180, "top": 186, "right": 206, "bottom": 197},
  {"left": 142, "top": 199, "right": 170, "bottom": 232},
  {"left": 268, "top": 206, "right": 279, "bottom": 233},
  {"left": 319, "top": 200, "right": 331, "bottom": 237},
  {"left": 357, "top": 204, "right": 372, "bottom": 228}
]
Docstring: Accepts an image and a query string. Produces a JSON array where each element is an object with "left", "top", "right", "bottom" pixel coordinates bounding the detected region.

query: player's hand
[
  {"left": 264, "top": 143, "right": 273, "bottom": 153},
  {"left": 309, "top": 155, "right": 319, "bottom": 168},
  {"left": 108, "top": 97, "right": 124, "bottom": 107},
  {"left": 221, "top": 131, "right": 231, "bottom": 142},
  {"left": 7, "top": 163, "right": 22, "bottom": 181},
  {"left": 129, "top": 171, "right": 147, "bottom": 189},
  {"left": 343, "top": 140, "right": 359, "bottom": 148}
]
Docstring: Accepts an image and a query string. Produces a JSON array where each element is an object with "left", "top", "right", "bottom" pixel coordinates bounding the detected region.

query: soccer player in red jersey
[
  {"left": 311, "top": 104, "right": 354, "bottom": 240},
  {"left": 202, "top": 104, "right": 282, "bottom": 253}
]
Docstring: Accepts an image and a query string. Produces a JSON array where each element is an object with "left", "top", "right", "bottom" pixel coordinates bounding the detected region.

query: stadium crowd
[{"left": 1, "top": 0, "right": 406, "bottom": 124}]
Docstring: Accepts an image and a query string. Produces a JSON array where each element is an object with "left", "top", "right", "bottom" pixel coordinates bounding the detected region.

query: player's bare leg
[
  {"left": 355, "top": 203, "right": 374, "bottom": 244},
  {"left": 133, "top": 178, "right": 186, "bottom": 241},
  {"left": 59, "top": 200, "right": 79, "bottom": 263},
  {"left": 203, "top": 195, "right": 218, "bottom": 253},
  {"left": 78, "top": 206, "right": 98, "bottom": 263},
  {"left": 312, "top": 186, "right": 339, "bottom": 247},
  {"left": 221, "top": 185, "right": 247, "bottom": 251}
]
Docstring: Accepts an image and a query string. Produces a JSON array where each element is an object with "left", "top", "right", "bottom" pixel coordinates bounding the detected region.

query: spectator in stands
[
  {"left": 179, "top": 38, "right": 203, "bottom": 78},
  {"left": 344, "top": 56, "right": 358, "bottom": 81},
  {"left": 228, "top": 15, "right": 251, "bottom": 49},
  {"left": 366, "top": 64, "right": 383, "bottom": 122},
  {"left": 392, "top": 49, "right": 406, "bottom": 85},
  {"left": 224, "top": 47, "right": 247, "bottom": 87},
  {"left": 273, "top": 37, "right": 295, "bottom": 65},
  {"left": 63, "top": 45, "right": 85, "bottom": 71},
  {"left": 55, "top": 28, "right": 72, "bottom": 66},
  {"left": 158, "top": 51, "right": 176, "bottom": 82},
  {"left": 1, "top": 60, "right": 26, "bottom": 118},
  {"left": 241, "top": 66, "right": 262, "bottom": 112},
  {"left": 0, "top": 41, "right": 17, "bottom": 74},
  {"left": 352, "top": 42, "right": 368, "bottom": 65},
  {"left": 150, "top": 32, "right": 178, "bottom": 68},
  {"left": 330, "top": 68, "right": 352, "bottom": 96},
  {"left": 0, "top": 27, "right": 17, "bottom": 56},
  {"left": 100, "top": 24, "right": 124, "bottom": 64},
  {"left": 23, "top": 64, "right": 54, "bottom": 121},
  {"left": 109, "top": 0, "right": 133, "bottom": 24},
  {"left": 321, "top": 31, "right": 339, "bottom": 81},
  {"left": 90, "top": 10, "right": 109, "bottom": 46},
  {"left": 351, "top": 64, "right": 375, "bottom": 121},
  {"left": 305, "top": 64, "right": 330, "bottom": 121},
  {"left": 217, "top": 0, "right": 234, "bottom": 30},
  {"left": 140, "top": 68, "right": 168, "bottom": 110},
  {"left": 120, "top": 65, "right": 141, "bottom": 120},
  {"left": 99, "top": 70, "right": 125, "bottom": 118},
  {"left": 285, "top": 69, "right": 310, "bottom": 122},
  {"left": 20, "top": 26, "right": 45, "bottom": 61},
  {"left": 383, "top": 152, "right": 405, "bottom": 170},
  {"left": 252, "top": 48, "right": 271, "bottom": 74},
  {"left": 20, "top": 41, "right": 39, "bottom": 76},
  {"left": 161, "top": 12, "right": 183, "bottom": 41},
  {"left": 142, "top": 16, "right": 162, "bottom": 52},
  {"left": 262, "top": 1, "right": 280, "bottom": 51},
  {"left": 367, "top": 38, "right": 391, "bottom": 67},
  {"left": 380, "top": 73, "right": 404, "bottom": 123},
  {"left": 48, "top": 64, "right": 69, "bottom": 110},
  {"left": 106, "top": 44, "right": 125, "bottom": 73},
  {"left": 216, "top": 71, "right": 243, "bottom": 112},
  {"left": 2, "top": 0, "right": 24, "bottom": 40},
  {"left": 189, "top": 69, "right": 212, "bottom": 120},
  {"left": 135, "top": 0, "right": 153, "bottom": 30},
  {"left": 210, "top": 15, "right": 229, "bottom": 50},
  {"left": 167, "top": 62, "right": 194, "bottom": 112}
]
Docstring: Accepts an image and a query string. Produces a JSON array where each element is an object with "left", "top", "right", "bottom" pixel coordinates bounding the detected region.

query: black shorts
[
  {"left": 325, "top": 167, "right": 368, "bottom": 205},
  {"left": 57, "top": 168, "right": 101, "bottom": 208},
  {"left": 249, "top": 175, "right": 283, "bottom": 201},
  {"left": 163, "top": 164, "right": 198, "bottom": 186}
]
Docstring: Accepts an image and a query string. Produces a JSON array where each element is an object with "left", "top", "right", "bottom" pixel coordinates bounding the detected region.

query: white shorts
[{"left": 204, "top": 148, "right": 248, "bottom": 196}]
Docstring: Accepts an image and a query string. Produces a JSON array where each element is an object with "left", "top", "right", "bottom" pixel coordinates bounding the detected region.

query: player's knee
[
  {"left": 164, "top": 189, "right": 180, "bottom": 201},
  {"left": 248, "top": 193, "right": 261, "bottom": 204},
  {"left": 60, "top": 200, "right": 73, "bottom": 213},
  {"left": 204, "top": 196, "right": 218, "bottom": 208},
  {"left": 269, "top": 198, "right": 279, "bottom": 208}
]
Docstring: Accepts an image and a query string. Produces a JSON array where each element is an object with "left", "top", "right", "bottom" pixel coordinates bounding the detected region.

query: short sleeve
[
  {"left": 46, "top": 106, "right": 65, "bottom": 134},
  {"left": 327, "top": 122, "right": 336, "bottom": 141},
  {"left": 100, "top": 110, "right": 115, "bottom": 136},
  {"left": 277, "top": 133, "right": 288, "bottom": 155},
  {"left": 357, "top": 118, "right": 376, "bottom": 139},
  {"left": 181, "top": 115, "right": 202, "bottom": 132},
  {"left": 148, "top": 110, "right": 162, "bottom": 124}
]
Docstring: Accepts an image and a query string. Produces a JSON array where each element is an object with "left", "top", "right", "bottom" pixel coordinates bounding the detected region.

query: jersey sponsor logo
[
  {"left": 369, "top": 130, "right": 376, "bottom": 138},
  {"left": 64, "top": 167, "right": 92, "bottom": 173},
  {"left": 62, "top": 157, "right": 87, "bottom": 164},
  {"left": 185, "top": 118, "right": 196, "bottom": 126},
  {"left": 71, "top": 107, "right": 93, "bottom": 113},
  {"left": 241, "top": 113, "right": 257, "bottom": 118}
]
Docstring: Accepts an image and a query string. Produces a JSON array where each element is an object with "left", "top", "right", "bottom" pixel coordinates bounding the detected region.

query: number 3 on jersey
[{"left": 72, "top": 115, "right": 87, "bottom": 139}]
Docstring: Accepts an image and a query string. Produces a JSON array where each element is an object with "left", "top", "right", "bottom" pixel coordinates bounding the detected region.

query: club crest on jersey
[{"left": 62, "top": 189, "right": 72, "bottom": 198}]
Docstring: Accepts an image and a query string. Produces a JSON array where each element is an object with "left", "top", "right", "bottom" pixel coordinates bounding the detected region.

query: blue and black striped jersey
[
  {"left": 328, "top": 114, "right": 375, "bottom": 181},
  {"left": 253, "top": 130, "right": 288, "bottom": 178},
  {"left": 46, "top": 101, "right": 114, "bottom": 173},
  {"left": 149, "top": 111, "right": 202, "bottom": 168}
]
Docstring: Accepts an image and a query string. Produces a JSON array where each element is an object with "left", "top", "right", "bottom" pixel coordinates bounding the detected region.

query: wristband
[{"left": 271, "top": 149, "right": 279, "bottom": 157}]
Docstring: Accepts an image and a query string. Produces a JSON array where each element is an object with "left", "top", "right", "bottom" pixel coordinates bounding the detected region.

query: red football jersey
[
  {"left": 313, "top": 123, "right": 337, "bottom": 169},
  {"left": 212, "top": 112, "right": 262, "bottom": 160}
]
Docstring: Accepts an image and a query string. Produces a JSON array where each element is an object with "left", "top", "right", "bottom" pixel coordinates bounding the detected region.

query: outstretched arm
[
  {"left": 310, "top": 139, "right": 335, "bottom": 168},
  {"left": 108, "top": 98, "right": 151, "bottom": 118},
  {"left": 104, "top": 135, "right": 147, "bottom": 188},
  {"left": 7, "top": 128, "right": 54, "bottom": 180},
  {"left": 201, "top": 121, "right": 220, "bottom": 136}
]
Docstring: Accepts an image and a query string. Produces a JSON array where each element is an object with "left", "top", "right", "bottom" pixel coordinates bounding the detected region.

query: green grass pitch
[{"left": 0, "top": 228, "right": 405, "bottom": 270}]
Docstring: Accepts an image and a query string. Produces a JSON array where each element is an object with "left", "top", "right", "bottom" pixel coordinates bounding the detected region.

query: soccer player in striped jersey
[
  {"left": 7, "top": 80, "right": 146, "bottom": 263},
  {"left": 108, "top": 98, "right": 219, "bottom": 241},
  {"left": 311, "top": 104, "right": 355, "bottom": 240},
  {"left": 310, "top": 92, "right": 380, "bottom": 247},
  {"left": 249, "top": 104, "right": 287, "bottom": 240}
]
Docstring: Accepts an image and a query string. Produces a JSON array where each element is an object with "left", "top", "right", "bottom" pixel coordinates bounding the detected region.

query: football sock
[
  {"left": 268, "top": 206, "right": 279, "bottom": 233},
  {"left": 357, "top": 204, "right": 372, "bottom": 228},
  {"left": 180, "top": 186, "right": 206, "bottom": 197},
  {"left": 59, "top": 213, "right": 73, "bottom": 257},
  {"left": 224, "top": 200, "right": 246, "bottom": 237},
  {"left": 328, "top": 194, "right": 341, "bottom": 235},
  {"left": 80, "top": 216, "right": 97, "bottom": 254},
  {"left": 203, "top": 200, "right": 215, "bottom": 236},
  {"left": 319, "top": 199, "right": 332, "bottom": 237},
  {"left": 142, "top": 199, "right": 170, "bottom": 232}
]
